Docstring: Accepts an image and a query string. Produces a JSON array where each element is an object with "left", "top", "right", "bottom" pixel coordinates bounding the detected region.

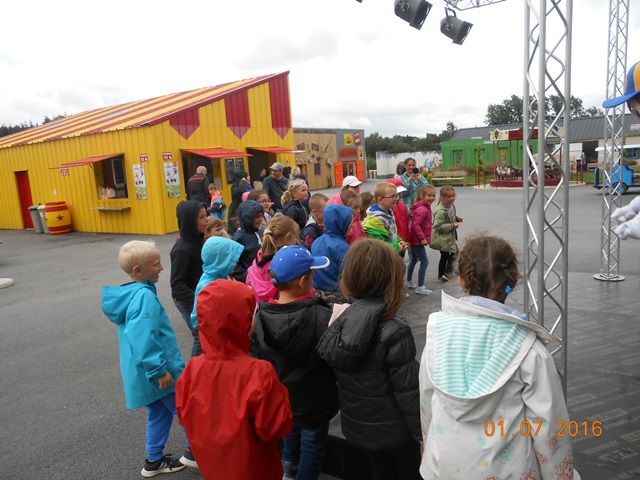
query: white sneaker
[
  {"left": 407, "top": 281, "right": 417, "bottom": 289},
  {"left": 415, "top": 286, "right": 432, "bottom": 295}
]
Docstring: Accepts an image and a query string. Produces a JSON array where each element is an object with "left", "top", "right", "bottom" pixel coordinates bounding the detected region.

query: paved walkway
[{"left": 1, "top": 184, "right": 638, "bottom": 479}]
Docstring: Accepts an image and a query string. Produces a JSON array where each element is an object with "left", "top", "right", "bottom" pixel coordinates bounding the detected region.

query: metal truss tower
[
  {"left": 522, "top": 0, "right": 572, "bottom": 393},
  {"left": 594, "top": 0, "right": 629, "bottom": 282}
]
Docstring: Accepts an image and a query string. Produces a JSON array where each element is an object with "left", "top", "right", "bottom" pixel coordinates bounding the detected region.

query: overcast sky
[{"left": 0, "top": 0, "right": 638, "bottom": 137}]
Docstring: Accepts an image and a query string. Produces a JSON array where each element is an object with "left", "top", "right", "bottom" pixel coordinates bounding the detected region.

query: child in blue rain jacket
[{"left": 102, "top": 240, "right": 189, "bottom": 477}]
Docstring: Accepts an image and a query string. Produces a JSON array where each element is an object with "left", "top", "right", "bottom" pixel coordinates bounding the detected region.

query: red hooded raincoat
[{"left": 175, "top": 279, "right": 292, "bottom": 480}]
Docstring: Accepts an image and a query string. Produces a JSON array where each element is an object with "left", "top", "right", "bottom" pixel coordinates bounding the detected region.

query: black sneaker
[
  {"left": 141, "top": 454, "right": 186, "bottom": 477},
  {"left": 179, "top": 447, "right": 198, "bottom": 468}
]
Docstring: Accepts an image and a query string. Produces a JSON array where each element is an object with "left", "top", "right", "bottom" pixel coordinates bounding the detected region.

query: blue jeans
[
  {"left": 145, "top": 393, "right": 189, "bottom": 461},
  {"left": 282, "top": 424, "right": 329, "bottom": 480},
  {"left": 173, "top": 298, "right": 202, "bottom": 357},
  {"left": 407, "top": 246, "right": 428, "bottom": 287}
]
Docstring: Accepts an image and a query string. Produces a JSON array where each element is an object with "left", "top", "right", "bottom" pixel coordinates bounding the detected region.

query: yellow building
[{"left": 0, "top": 72, "right": 299, "bottom": 234}]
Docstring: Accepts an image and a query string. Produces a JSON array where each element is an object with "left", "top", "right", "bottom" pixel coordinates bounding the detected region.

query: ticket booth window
[{"left": 95, "top": 155, "right": 128, "bottom": 199}]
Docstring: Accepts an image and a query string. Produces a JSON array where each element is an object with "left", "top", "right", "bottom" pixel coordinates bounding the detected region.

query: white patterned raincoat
[{"left": 419, "top": 292, "right": 579, "bottom": 480}]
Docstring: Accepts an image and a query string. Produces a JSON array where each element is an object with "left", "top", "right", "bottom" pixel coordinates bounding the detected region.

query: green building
[{"left": 441, "top": 125, "right": 537, "bottom": 170}]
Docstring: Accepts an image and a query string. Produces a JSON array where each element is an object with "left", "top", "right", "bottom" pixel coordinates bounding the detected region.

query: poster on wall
[
  {"left": 133, "top": 164, "right": 148, "bottom": 200},
  {"left": 343, "top": 133, "right": 354, "bottom": 146},
  {"left": 164, "top": 161, "right": 181, "bottom": 198}
]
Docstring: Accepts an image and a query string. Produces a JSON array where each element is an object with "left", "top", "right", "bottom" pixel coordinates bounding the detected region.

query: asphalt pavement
[{"left": 1, "top": 183, "right": 639, "bottom": 479}]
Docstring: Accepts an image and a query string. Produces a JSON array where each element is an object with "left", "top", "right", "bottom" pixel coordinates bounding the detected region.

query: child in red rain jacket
[
  {"left": 175, "top": 279, "right": 292, "bottom": 480},
  {"left": 387, "top": 178, "right": 410, "bottom": 244}
]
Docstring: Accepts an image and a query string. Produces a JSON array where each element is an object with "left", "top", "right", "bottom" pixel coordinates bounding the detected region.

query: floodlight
[
  {"left": 440, "top": 8, "right": 472, "bottom": 45},
  {"left": 394, "top": 0, "right": 433, "bottom": 30}
]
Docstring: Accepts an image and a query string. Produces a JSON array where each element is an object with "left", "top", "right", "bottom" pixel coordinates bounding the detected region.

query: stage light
[
  {"left": 440, "top": 8, "right": 472, "bottom": 45},
  {"left": 394, "top": 0, "right": 433, "bottom": 30}
]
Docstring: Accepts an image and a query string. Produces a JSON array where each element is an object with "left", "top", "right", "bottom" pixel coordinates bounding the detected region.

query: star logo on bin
[{"left": 56, "top": 214, "right": 64, "bottom": 222}]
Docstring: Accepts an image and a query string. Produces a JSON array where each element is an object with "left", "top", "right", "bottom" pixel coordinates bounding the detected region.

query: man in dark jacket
[
  {"left": 186, "top": 166, "right": 210, "bottom": 207},
  {"left": 170, "top": 200, "right": 207, "bottom": 356},
  {"left": 251, "top": 245, "right": 337, "bottom": 480},
  {"left": 262, "top": 162, "right": 289, "bottom": 212}
]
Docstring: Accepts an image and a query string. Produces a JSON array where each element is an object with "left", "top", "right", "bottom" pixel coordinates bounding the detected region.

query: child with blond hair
[
  {"left": 281, "top": 179, "right": 310, "bottom": 230},
  {"left": 362, "top": 182, "right": 407, "bottom": 254},
  {"left": 246, "top": 216, "right": 301, "bottom": 304},
  {"left": 102, "top": 240, "right": 190, "bottom": 477},
  {"left": 301, "top": 193, "right": 328, "bottom": 249}
]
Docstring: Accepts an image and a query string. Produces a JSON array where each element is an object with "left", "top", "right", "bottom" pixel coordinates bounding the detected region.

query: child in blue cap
[{"left": 251, "top": 246, "right": 339, "bottom": 480}]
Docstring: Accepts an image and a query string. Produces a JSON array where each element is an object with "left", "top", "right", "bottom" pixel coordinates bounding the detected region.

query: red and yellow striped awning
[{"left": 0, "top": 72, "right": 286, "bottom": 149}]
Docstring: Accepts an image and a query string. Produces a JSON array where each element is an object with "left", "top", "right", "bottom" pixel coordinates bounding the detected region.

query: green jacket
[
  {"left": 430, "top": 203, "right": 457, "bottom": 253},
  {"left": 363, "top": 216, "right": 401, "bottom": 252}
]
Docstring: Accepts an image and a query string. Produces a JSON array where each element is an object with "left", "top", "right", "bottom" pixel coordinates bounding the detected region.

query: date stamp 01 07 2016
[{"left": 483, "top": 418, "right": 604, "bottom": 439}]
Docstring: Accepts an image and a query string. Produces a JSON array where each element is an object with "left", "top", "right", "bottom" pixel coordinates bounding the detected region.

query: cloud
[{"left": 234, "top": 29, "right": 339, "bottom": 69}]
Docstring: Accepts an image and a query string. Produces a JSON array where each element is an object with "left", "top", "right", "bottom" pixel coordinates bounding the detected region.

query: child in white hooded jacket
[{"left": 419, "top": 234, "right": 578, "bottom": 480}]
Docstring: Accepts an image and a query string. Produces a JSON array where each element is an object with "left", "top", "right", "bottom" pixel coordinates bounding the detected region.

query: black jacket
[
  {"left": 170, "top": 200, "right": 205, "bottom": 306},
  {"left": 316, "top": 298, "right": 420, "bottom": 451},
  {"left": 230, "top": 200, "right": 264, "bottom": 283},
  {"left": 228, "top": 171, "right": 248, "bottom": 222},
  {"left": 251, "top": 297, "right": 339, "bottom": 428},
  {"left": 186, "top": 173, "right": 210, "bottom": 206},
  {"left": 282, "top": 200, "right": 310, "bottom": 231}
]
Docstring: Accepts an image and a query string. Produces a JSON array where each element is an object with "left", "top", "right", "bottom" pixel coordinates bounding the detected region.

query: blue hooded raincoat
[
  {"left": 311, "top": 204, "right": 353, "bottom": 291},
  {"left": 102, "top": 281, "right": 185, "bottom": 410},
  {"left": 190, "top": 236, "right": 244, "bottom": 330}
]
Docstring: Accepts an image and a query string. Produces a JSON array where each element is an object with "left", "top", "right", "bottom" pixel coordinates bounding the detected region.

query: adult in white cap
[
  {"left": 400, "top": 157, "right": 428, "bottom": 208},
  {"left": 605, "top": 61, "right": 640, "bottom": 240},
  {"left": 327, "top": 175, "right": 363, "bottom": 206},
  {"left": 262, "top": 161, "right": 289, "bottom": 211}
]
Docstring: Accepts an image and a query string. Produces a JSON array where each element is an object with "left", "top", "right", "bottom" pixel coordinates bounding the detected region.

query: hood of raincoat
[
  {"left": 190, "top": 236, "right": 244, "bottom": 330},
  {"left": 102, "top": 281, "right": 153, "bottom": 325},
  {"left": 424, "top": 291, "right": 557, "bottom": 422},
  {"left": 176, "top": 200, "right": 205, "bottom": 249},
  {"left": 197, "top": 279, "right": 257, "bottom": 358},
  {"left": 238, "top": 200, "right": 264, "bottom": 233},
  {"left": 323, "top": 204, "right": 352, "bottom": 237},
  {"left": 201, "top": 236, "right": 244, "bottom": 280}
]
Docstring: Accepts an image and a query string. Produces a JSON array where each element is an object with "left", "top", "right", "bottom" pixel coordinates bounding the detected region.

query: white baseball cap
[{"left": 342, "top": 175, "right": 363, "bottom": 188}]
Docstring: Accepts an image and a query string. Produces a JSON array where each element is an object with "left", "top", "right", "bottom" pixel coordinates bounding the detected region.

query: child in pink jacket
[
  {"left": 246, "top": 216, "right": 300, "bottom": 304},
  {"left": 407, "top": 185, "right": 436, "bottom": 295}
]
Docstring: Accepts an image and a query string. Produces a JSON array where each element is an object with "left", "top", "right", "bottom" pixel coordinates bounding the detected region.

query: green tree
[
  {"left": 0, "top": 121, "right": 36, "bottom": 138},
  {"left": 584, "top": 106, "right": 603, "bottom": 117},
  {"left": 485, "top": 95, "right": 524, "bottom": 125}
]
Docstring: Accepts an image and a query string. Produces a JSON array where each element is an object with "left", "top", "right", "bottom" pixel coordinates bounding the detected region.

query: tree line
[{"left": 0, "top": 115, "right": 66, "bottom": 138}]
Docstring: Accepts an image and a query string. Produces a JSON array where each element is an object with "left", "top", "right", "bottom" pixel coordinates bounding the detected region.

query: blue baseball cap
[
  {"left": 269, "top": 246, "right": 330, "bottom": 284},
  {"left": 602, "top": 61, "right": 640, "bottom": 108}
]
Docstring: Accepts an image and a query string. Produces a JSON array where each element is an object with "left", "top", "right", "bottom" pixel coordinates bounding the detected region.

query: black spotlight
[
  {"left": 440, "top": 8, "right": 472, "bottom": 45},
  {"left": 394, "top": 0, "right": 433, "bottom": 30}
]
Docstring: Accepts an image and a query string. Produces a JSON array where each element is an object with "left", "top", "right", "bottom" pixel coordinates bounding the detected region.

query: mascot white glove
[
  {"left": 611, "top": 195, "right": 640, "bottom": 222},
  {"left": 613, "top": 214, "right": 640, "bottom": 240}
]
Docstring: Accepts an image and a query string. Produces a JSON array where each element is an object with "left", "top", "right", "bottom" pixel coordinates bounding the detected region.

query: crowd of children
[{"left": 102, "top": 173, "right": 576, "bottom": 480}]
